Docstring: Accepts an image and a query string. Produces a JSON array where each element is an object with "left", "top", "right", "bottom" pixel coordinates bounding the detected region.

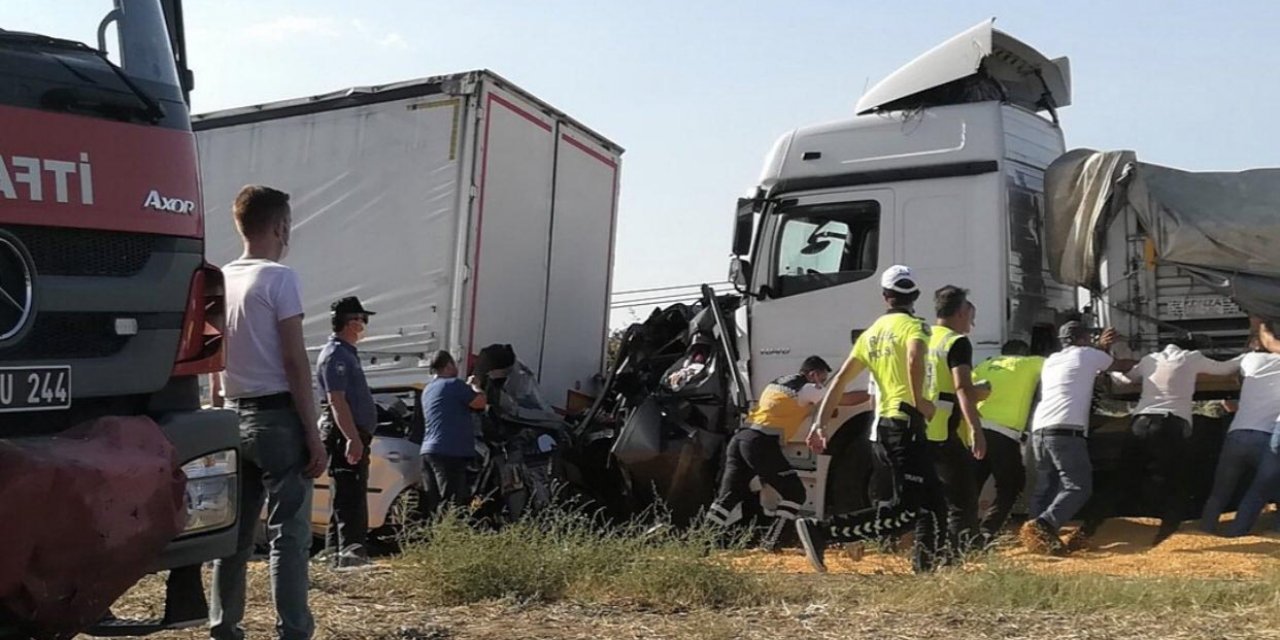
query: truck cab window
[{"left": 772, "top": 201, "right": 880, "bottom": 298}]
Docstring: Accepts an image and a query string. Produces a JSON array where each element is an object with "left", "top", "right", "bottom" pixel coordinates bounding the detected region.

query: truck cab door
[{"left": 747, "top": 189, "right": 895, "bottom": 430}]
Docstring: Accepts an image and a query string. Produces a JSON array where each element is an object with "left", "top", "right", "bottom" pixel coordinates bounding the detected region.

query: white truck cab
[{"left": 729, "top": 20, "right": 1077, "bottom": 517}]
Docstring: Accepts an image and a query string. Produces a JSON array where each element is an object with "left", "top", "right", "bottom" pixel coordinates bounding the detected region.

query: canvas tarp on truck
[{"left": 1045, "top": 148, "right": 1280, "bottom": 320}]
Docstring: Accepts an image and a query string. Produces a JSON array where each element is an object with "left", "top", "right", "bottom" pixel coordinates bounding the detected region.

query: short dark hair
[
  {"left": 800, "top": 355, "right": 831, "bottom": 374},
  {"left": 1001, "top": 339, "right": 1030, "bottom": 356},
  {"left": 935, "top": 285, "right": 970, "bottom": 319},
  {"left": 1264, "top": 319, "right": 1280, "bottom": 339},
  {"left": 883, "top": 289, "right": 921, "bottom": 309},
  {"left": 429, "top": 350, "right": 455, "bottom": 373},
  {"left": 232, "top": 185, "right": 290, "bottom": 237}
]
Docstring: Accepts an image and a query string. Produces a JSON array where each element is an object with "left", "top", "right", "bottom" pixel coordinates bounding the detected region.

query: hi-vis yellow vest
[
  {"left": 973, "top": 354, "right": 1045, "bottom": 432},
  {"left": 926, "top": 325, "right": 964, "bottom": 442}
]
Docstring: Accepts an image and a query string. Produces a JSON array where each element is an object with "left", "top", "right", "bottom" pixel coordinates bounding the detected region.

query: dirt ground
[
  {"left": 98, "top": 518, "right": 1280, "bottom": 640},
  {"left": 733, "top": 517, "right": 1280, "bottom": 579}
]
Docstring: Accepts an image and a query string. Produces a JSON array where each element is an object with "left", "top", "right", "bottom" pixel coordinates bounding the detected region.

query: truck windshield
[{"left": 0, "top": 1, "right": 185, "bottom": 125}]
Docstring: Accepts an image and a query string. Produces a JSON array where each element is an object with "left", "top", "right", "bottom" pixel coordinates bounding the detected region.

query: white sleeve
[
  {"left": 274, "top": 268, "right": 305, "bottom": 321},
  {"left": 1197, "top": 352, "right": 1244, "bottom": 377},
  {"left": 1090, "top": 348, "right": 1115, "bottom": 373},
  {"left": 1109, "top": 357, "right": 1146, "bottom": 385},
  {"left": 798, "top": 383, "right": 825, "bottom": 406}
]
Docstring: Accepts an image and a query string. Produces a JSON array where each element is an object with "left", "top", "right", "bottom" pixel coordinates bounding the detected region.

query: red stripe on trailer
[{"left": 561, "top": 133, "right": 618, "bottom": 169}]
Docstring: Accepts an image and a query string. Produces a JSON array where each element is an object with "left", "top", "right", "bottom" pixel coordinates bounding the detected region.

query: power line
[
  {"left": 611, "top": 281, "right": 731, "bottom": 297},
  {"left": 609, "top": 287, "right": 736, "bottom": 309}
]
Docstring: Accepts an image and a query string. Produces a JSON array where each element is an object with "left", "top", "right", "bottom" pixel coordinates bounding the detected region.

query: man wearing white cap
[{"left": 795, "top": 265, "right": 949, "bottom": 573}]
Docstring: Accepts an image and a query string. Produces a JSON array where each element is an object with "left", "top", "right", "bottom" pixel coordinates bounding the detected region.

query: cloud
[
  {"left": 243, "top": 16, "right": 342, "bottom": 43},
  {"left": 378, "top": 33, "right": 409, "bottom": 51},
  {"left": 242, "top": 15, "right": 411, "bottom": 51}
]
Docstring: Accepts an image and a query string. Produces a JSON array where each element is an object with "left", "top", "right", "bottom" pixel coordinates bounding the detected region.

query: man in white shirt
[
  {"left": 208, "top": 185, "right": 324, "bottom": 640},
  {"left": 1076, "top": 341, "right": 1242, "bottom": 546},
  {"left": 1020, "top": 321, "right": 1129, "bottom": 555},
  {"left": 1202, "top": 319, "right": 1280, "bottom": 537}
]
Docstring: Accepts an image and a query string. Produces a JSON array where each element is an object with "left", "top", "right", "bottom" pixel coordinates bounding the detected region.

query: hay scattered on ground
[
  {"left": 100, "top": 517, "right": 1280, "bottom": 640},
  {"left": 730, "top": 517, "right": 1280, "bottom": 579}
]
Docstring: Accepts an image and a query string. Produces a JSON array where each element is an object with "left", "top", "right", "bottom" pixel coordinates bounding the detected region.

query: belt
[
  {"left": 229, "top": 392, "right": 293, "bottom": 411},
  {"left": 984, "top": 421, "right": 1025, "bottom": 443},
  {"left": 1037, "top": 427, "right": 1087, "bottom": 438}
]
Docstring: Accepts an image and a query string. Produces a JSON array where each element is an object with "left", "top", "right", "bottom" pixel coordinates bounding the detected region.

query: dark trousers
[
  {"left": 972, "top": 429, "right": 1026, "bottom": 537},
  {"left": 423, "top": 453, "right": 473, "bottom": 511},
  {"left": 821, "top": 409, "right": 947, "bottom": 573},
  {"left": 322, "top": 422, "right": 372, "bottom": 553},
  {"left": 932, "top": 434, "right": 979, "bottom": 552},
  {"left": 708, "top": 428, "right": 807, "bottom": 526},
  {"left": 1082, "top": 414, "right": 1189, "bottom": 536}
]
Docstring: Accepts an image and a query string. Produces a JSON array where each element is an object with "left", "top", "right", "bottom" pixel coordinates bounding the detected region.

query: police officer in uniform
[
  {"left": 317, "top": 296, "right": 378, "bottom": 567},
  {"left": 926, "top": 286, "right": 988, "bottom": 557},
  {"left": 796, "top": 265, "right": 947, "bottom": 573}
]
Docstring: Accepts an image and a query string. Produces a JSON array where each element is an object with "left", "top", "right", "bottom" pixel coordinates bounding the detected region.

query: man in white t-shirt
[
  {"left": 208, "top": 185, "right": 324, "bottom": 640},
  {"left": 1020, "top": 321, "right": 1129, "bottom": 555},
  {"left": 1202, "top": 319, "right": 1280, "bottom": 537},
  {"left": 1073, "top": 341, "right": 1243, "bottom": 546}
]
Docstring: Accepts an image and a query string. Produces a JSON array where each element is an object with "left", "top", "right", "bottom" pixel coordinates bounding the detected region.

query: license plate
[{"left": 0, "top": 366, "right": 72, "bottom": 413}]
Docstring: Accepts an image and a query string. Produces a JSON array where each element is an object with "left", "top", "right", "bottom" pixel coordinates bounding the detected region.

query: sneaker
[
  {"left": 1062, "top": 528, "right": 1092, "bottom": 553},
  {"left": 335, "top": 552, "right": 372, "bottom": 569},
  {"left": 333, "top": 543, "right": 371, "bottom": 569},
  {"left": 795, "top": 518, "right": 828, "bottom": 573},
  {"left": 1019, "top": 519, "right": 1065, "bottom": 556}
]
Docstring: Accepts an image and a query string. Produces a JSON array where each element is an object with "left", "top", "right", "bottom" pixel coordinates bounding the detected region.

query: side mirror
[
  {"left": 732, "top": 198, "right": 760, "bottom": 256},
  {"left": 728, "top": 256, "right": 751, "bottom": 291}
]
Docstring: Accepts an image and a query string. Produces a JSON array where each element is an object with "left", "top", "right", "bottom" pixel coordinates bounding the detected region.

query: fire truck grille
[
  {"left": 1, "top": 225, "right": 158, "bottom": 277},
  {"left": 0, "top": 313, "right": 131, "bottom": 360}
]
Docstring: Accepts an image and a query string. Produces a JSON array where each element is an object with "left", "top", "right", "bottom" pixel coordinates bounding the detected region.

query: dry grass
[{"left": 101, "top": 516, "right": 1280, "bottom": 640}]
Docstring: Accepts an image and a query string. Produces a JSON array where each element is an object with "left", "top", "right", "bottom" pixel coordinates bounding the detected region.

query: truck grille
[
  {"left": 1, "top": 225, "right": 157, "bottom": 277},
  {"left": 0, "top": 313, "right": 131, "bottom": 360}
]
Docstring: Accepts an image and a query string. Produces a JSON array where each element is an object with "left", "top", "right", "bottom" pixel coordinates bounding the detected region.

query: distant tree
[{"left": 605, "top": 327, "right": 627, "bottom": 371}]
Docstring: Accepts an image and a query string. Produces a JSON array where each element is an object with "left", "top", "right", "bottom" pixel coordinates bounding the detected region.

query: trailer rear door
[
  {"left": 465, "top": 87, "right": 556, "bottom": 376},
  {"left": 538, "top": 126, "right": 620, "bottom": 404}
]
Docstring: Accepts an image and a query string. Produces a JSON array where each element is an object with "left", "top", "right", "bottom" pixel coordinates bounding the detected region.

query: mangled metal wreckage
[{"left": 571, "top": 287, "right": 751, "bottom": 525}]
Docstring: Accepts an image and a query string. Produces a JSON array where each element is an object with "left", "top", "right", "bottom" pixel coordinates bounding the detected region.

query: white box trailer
[{"left": 194, "top": 71, "right": 623, "bottom": 405}]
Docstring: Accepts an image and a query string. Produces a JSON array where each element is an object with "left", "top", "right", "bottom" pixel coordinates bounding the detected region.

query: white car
[{"left": 311, "top": 386, "right": 429, "bottom": 542}]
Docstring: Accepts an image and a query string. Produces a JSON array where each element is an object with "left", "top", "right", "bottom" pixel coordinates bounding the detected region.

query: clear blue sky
[{"left": 12, "top": 1, "right": 1280, "bottom": 326}]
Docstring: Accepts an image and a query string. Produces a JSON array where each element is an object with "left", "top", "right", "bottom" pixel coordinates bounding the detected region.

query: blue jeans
[
  {"left": 1030, "top": 431, "right": 1093, "bottom": 530},
  {"left": 1200, "top": 429, "right": 1271, "bottom": 536},
  {"left": 211, "top": 407, "right": 315, "bottom": 640}
]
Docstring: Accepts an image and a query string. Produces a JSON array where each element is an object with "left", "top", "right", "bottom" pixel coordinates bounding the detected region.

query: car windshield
[{"left": 1, "top": 0, "right": 180, "bottom": 88}]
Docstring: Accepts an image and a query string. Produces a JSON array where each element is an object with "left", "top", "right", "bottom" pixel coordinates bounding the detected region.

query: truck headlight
[{"left": 180, "top": 449, "right": 237, "bottom": 535}]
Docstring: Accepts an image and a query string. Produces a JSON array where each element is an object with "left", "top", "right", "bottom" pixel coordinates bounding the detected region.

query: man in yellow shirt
[
  {"left": 796, "top": 265, "right": 948, "bottom": 573},
  {"left": 708, "top": 357, "right": 866, "bottom": 540}
]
